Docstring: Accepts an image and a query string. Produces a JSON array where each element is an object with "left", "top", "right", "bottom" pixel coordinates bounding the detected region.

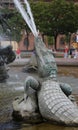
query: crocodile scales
[
  {"left": 38, "top": 80, "right": 78, "bottom": 125},
  {"left": 34, "top": 36, "right": 78, "bottom": 126}
]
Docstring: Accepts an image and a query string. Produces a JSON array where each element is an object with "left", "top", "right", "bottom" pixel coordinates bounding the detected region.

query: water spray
[{"left": 13, "top": 0, "right": 38, "bottom": 37}]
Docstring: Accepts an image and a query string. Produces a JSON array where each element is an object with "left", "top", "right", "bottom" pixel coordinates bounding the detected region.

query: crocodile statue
[
  {"left": 12, "top": 36, "right": 78, "bottom": 126},
  {"left": 13, "top": 0, "right": 78, "bottom": 126}
]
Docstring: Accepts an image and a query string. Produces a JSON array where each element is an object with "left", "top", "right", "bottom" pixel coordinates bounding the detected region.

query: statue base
[
  {"left": 12, "top": 110, "right": 43, "bottom": 124},
  {"left": 0, "top": 66, "right": 9, "bottom": 83},
  {"left": 12, "top": 96, "right": 43, "bottom": 124}
]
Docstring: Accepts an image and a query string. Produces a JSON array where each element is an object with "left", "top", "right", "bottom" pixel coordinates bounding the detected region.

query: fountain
[
  {"left": 0, "top": 12, "right": 16, "bottom": 82},
  {"left": 0, "top": 45, "right": 16, "bottom": 82},
  {"left": 12, "top": 0, "right": 78, "bottom": 126}
]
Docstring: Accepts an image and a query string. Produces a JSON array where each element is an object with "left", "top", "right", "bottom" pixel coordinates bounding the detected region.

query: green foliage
[
  {"left": 0, "top": 0, "right": 78, "bottom": 44},
  {"left": 49, "top": 0, "right": 77, "bottom": 35},
  {"left": 31, "top": 0, "right": 78, "bottom": 37},
  {"left": 30, "top": 1, "right": 52, "bottom": 35},
  {"left": 48, "top": 36, "right": 54, "bottom": 45}
]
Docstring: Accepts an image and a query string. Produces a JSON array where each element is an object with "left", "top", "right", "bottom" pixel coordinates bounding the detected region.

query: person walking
[
  {"left": 16, "top": 48, "right": 21, "bottom": 59},
  {"left": 64, "top": 45, "right": 69, "bottom": 58},
  {"left": 74, "top": 49, "right": 78, "bottom": 59},
  {"left": 68, "top": 45, "right": 75, "bottom": 58}
]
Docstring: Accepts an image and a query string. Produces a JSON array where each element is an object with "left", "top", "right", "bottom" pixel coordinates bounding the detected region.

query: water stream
[{"left": 13, "top": 0, "right": 38, "bottom": 37}]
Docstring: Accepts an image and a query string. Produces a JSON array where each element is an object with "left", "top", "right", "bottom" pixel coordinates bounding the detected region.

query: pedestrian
[
  {"left": 68, "top": 45, "right": 75, "bottom": 58},
  {"left": 16, "top": 48, "right": 21, "bottom": 59},
  {"left": 64, "top": 45, "right": 69, "bottom": 58},
  {"left": 24, "top": 33, "right": 29, "bottom": 51},
  {"left": 74, "top": 49, "right": 78, "bottom": 59}
]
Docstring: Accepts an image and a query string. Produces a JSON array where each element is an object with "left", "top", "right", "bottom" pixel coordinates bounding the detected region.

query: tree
[
  {"left": 50, "top": 0, "right": 78, "bottom": 48},
  {"left": 0, "top": 0, "right": 78, "bottom": 49},
  {"left": 0, "top": 7, "right": 30, "bottom": 42},
  {"left": 31, "top": 0, "right": 78, "bottom": 49}
]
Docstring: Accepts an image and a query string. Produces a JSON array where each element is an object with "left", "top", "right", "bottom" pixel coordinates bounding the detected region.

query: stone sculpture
[
  {"left": 13, "top": 36, "right": 78, "bottom": 126},
  {"left": 0, "top": 45, "right": 16, "bottom": 82},
  {"left": 13, "top": 0, "right": 78, "bottom": 126}
]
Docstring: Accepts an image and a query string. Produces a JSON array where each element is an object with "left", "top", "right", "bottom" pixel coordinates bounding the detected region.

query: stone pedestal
[{"left": 0, "top": 66, "right": 9, "bottom": 82}]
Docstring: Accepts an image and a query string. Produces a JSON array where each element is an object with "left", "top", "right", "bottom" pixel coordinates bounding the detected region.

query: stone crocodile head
[{"left": 34, "top": 36, "right": 57, "bottom": 79}]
